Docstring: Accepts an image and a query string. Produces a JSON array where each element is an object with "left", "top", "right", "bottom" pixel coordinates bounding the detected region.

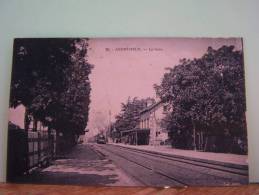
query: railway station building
[{"left": 120, "top": 101, "right": 169, "bottom": 145}]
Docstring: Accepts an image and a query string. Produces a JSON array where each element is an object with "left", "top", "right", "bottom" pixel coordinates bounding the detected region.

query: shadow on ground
[
  {"left": 12, "top": 171, "right": 119, "bottom": 186},
  {"left": 10, "top": 145, "right": 121, "bottom": 186}
]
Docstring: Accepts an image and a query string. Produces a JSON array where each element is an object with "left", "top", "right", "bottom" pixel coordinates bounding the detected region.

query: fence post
[
  {"left": 25, "top": 131, "right": 29, "bottom": 174},
  {"left": 38, "top": 132, "right": 41, "bottom": 167}
]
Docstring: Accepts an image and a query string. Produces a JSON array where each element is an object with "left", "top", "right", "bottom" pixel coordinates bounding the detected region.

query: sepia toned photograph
[{"left": 7, "top": 37, "right": 248, "bottom": 187}]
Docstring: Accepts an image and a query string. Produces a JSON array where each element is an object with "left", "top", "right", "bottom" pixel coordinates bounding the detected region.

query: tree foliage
[
  {"left": 10, "top": 38, "right": 93, "bottom": 137},
  {"left": 155, "top": 46, "right": 247, "bottom": 152},
  {"left": 114, "top": 97, "right": 154, "bottom": 132}
]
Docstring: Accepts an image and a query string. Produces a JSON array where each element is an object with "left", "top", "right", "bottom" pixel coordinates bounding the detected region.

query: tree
[
  {"left": 155, "top": 46, "right": 247, "bottom": 153},
  {"left": 10, "top": 38, "right": 93, "bottom": 145},
  {"left": 114, "top": 97, "right": 154, "bottom": 133}
]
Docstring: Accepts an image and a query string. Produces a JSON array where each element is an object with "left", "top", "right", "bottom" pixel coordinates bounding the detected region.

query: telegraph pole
[{"left": 108, "top": 110, "right": 111, "bottom": 142}]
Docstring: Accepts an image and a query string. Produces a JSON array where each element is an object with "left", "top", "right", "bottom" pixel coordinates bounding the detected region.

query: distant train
[{"left": 96, "top": 134, "right": 106, "bottom": 144}]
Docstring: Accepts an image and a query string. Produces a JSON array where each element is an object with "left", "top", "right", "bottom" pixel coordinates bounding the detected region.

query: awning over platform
[
  {"left": 120, "top": 128, "right": 150, "bottom": 135},
  {"left": 120, "top": 128, "right": 150, "bottom": 145}
]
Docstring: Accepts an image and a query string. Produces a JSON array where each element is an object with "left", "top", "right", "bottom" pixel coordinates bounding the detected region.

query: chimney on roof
[{"left": 146, "top": 98, "right": 155, "bottom": 107}]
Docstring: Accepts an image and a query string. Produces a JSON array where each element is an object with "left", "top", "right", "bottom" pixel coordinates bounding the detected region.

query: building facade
[
  {"left": 120, "top": 101, "right": 169, "bottom": 145},
  {"left": 139, "top": 101, "right": 168, "bottom": 145}
]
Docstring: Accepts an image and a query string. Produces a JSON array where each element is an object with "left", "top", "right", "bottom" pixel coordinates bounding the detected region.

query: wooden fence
[
  {"left": 7, "top": 128, "right": 56, "bottom": 181},
  {"left": 27, "top": 131, "right": 56, "bottom": 170}
]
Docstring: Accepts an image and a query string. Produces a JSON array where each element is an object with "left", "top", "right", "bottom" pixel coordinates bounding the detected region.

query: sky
[
  {"left": 85, "top": 37, "right": 242, "bottom": 137},
  {"left": 9, "top": 37, "right": 242, "bottom": 137}
]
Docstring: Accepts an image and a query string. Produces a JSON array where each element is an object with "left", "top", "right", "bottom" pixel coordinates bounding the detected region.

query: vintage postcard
[{"left": 7, "top": 38, "right": 248, "bottom": 187}]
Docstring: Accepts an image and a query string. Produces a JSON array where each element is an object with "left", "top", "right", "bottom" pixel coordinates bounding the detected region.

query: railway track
[
  {"left": 107, "top": 144, "right": 248, "bottom": 176},
  {"left": 94, "top": 144, "right": 188, "bottom": 186},
  {"left": 93, "top": 144, "right": 248, "bottom": 186}
]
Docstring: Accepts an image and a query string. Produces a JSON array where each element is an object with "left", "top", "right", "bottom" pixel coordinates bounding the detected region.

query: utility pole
[
  {"left": 108, "top": 110, "right": 111, "bottom": 143},
  {"left": 192, "top": 119, "right": 197, "bottom": 151}
]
